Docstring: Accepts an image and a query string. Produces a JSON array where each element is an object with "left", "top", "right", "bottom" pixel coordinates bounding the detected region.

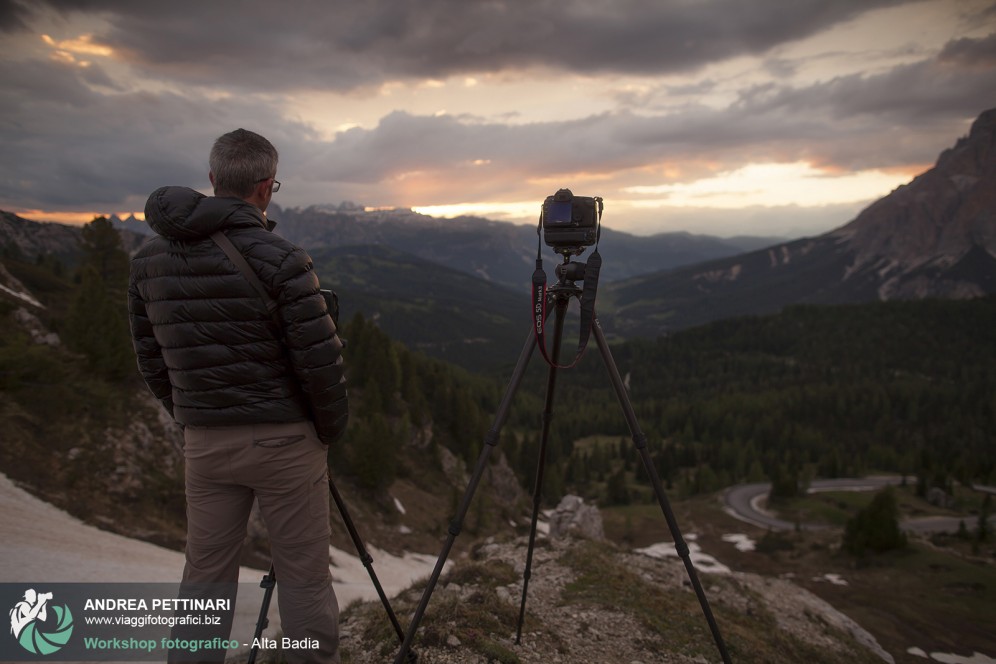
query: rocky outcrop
[
  {"left": 339, "top": 536, "right": 891, "bottom": 664},
  {"left": 548, "top": 494, "right": 604, "bottom": 541}
]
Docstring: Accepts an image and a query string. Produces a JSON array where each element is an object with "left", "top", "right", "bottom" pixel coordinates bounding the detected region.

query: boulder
[{"left": 549, "top": 494, "right": 604, "bottom": 541}]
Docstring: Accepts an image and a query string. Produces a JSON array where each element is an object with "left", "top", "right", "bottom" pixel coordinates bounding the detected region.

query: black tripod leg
[
  {"left": 392, "top": 328, "right": 539, "bottom": 664},
  {"left": 591, "top": 318, "right": 732, "bottom": 664},
  {"left": 327, "top": 477, "right": 417, "bottom": 662},
  {"left": 247, "top": 566, "right": 276, "bottom": 664},
  {"left": 515, "top": 295, "right": 568, "bottom": 644}
]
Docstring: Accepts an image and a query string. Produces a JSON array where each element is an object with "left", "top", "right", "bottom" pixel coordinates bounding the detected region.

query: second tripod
[
  {"left": 391, "top": 257, "right": 731, "bottom": 664},
  {"left": 247, "top": 475, "right": 418, "bottom": 664}
]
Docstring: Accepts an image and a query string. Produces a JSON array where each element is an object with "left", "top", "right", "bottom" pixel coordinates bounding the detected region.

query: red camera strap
[{"left": 531, "top": 218, "right": 603, "bottom": 370}]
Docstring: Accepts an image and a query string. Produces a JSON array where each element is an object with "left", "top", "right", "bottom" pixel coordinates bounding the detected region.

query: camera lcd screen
[{"left": 546, "top": 200, "right": 574, "bottom": 226}]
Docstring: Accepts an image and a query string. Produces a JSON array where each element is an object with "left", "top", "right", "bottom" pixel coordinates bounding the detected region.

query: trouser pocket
[{"left": 254, "top": 434, "right": 306, "bottom": 448}]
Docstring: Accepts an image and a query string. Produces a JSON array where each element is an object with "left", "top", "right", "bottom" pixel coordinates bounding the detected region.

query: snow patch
[
  {"left": 919, "top": 651, "right": 996, "bottom": 664},
  {"left": 393, "top": 496, "right": 406, "bottom": 514},
  {"left": 635, "top": 539, "right": 731, "bottom": 575},
  {"left": 813, "top": 573, "right": 848, "bottom": 586},
  {"left": 0, "top": 282, "right": 43, "bottom": 308},
  {"left": 721, "top": 533, "right": 755, "bottom": 551},
  {"left": 0, "top": 471, "right": 447, "bottom": 641}
]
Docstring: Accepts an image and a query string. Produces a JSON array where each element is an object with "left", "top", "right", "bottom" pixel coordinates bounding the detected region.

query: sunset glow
[{"left": 1, "top": 1, "right": 993, "bottom": 238}]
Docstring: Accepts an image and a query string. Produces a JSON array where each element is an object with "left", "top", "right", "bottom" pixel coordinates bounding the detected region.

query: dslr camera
[{"left": 541, "top": 188, "right": 602, "bottom": 256}]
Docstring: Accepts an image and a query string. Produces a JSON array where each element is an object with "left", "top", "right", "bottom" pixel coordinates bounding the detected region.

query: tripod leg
[
  {"left": 393, "top": 328, "right": 539, "bottom": 664},
  {"left": 247, "top": 566, "right": 276, "bottom": 664},
  {"left": 591, "top": 318, "right": 732, "bottom": 664},
  {"left": 327, "top": 477, "right": 417, "bottom": 661},
  {"left": 515, "top": 295, "right": 568, "bottom": 644}
]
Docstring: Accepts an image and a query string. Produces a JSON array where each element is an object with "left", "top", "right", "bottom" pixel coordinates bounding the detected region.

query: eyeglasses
[{"left": 255, "top": 177, "right": 281, "bottom": 193}]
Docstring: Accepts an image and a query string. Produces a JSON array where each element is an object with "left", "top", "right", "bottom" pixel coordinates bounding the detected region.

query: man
[
  {"left": 9, "top": 589, "right": 53, "bottom": 640},
  {"left": 128, "top": 128, "right": 348, "bottom": 663}
]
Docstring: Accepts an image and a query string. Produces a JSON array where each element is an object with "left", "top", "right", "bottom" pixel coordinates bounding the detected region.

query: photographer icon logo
[{"left": 9, "top": 588, "right": 74, "bottom": 655}]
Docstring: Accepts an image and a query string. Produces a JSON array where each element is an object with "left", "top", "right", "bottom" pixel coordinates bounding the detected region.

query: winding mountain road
[{"left": 723, "top": 477, "right": 993, "bottom": 534}]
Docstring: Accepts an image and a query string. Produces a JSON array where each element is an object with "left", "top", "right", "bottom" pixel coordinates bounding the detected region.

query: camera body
[
  {"left": 541, "top": 188, "right": 602, "bottom": 256},
  {"left": 320, "top": 289, "right": 339, "bottom": 326}
]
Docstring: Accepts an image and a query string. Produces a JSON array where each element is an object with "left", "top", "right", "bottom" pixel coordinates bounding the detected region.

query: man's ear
[
  {"left": 246, "top": 178, "right": 272, "bottom": 211},
  {"left": 252, "top": 178, "right": 272, "bottom": 200}
]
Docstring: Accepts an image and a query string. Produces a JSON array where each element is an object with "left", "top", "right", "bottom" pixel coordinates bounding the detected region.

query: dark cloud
[
  {"left": 939, "top": 32, "right": 996, "bottom": 66},
  {"left": 0, "top": 57, "right": 303, "bottom": 210},
  {"left": 1, "top": 0, "right": 991, "bottom": 231},
  {"left": 0, "top": 0, "right": 33, "bottom": 32},
  {"left": 30, "top": 0, "right": 905, "bottom": 91},
  {"left": 719, "top": 35, "right": 996, "bottom": 167}
]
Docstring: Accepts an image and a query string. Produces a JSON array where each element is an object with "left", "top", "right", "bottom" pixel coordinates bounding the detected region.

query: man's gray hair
[{"left": 209, "top": 128, "right": 278, "bottom": 198}]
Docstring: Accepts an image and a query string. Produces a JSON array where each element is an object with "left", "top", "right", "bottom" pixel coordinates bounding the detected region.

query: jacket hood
[{"left": 144, "top": 186, "right": 273, "bottom": 240}]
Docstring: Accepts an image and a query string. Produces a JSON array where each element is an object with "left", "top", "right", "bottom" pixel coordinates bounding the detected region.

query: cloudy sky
[{"left": 1, "top": 0, "right": 994, "bottom": 237}]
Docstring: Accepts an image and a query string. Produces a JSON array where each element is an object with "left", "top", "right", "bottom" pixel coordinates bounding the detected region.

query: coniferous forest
[{"left": 502, "top": 296, "right": 996, "bottom": 504}]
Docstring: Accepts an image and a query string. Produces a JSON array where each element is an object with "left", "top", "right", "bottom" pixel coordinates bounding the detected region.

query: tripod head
[{"left": 550, "top": 257, "right": 587, "bottom": 298}]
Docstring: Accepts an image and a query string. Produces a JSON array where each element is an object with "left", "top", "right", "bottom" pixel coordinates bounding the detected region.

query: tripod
[
  {"left": 247, "top": 475, "right": 418, "bottom": 663},
  {"left": 392, "top": 258, "right": 731, "bottom": 663}
]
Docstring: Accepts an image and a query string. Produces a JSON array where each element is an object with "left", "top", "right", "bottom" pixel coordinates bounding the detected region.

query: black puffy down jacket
[{"left": 128, "top": 186, "right": 348, "bottom": 444}]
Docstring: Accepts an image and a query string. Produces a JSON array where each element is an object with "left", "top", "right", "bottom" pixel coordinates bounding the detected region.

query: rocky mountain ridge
[
  {"left": 835, "top": 107, "right": 996, "bottom": 298},
  {"left": 0, "top": 210, "right": 147, "bottom": 266},
  {"left": 605, "top": 107, "right": 996, "bottom": 337}
]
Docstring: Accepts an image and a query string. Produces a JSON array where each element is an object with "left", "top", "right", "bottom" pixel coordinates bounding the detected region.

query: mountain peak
[
  {"left": 607, "top": 107, "right": 996, "bottom": 335},
  {"left": 837, "top": 106, "right": 996, "bottom": 281},
  {"left": 971, "top": 106, "right": 996, "bottom": 133}
]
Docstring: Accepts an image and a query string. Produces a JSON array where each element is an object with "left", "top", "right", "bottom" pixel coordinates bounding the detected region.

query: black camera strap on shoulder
[
  {"left": 531, "top": 209, "right": 603, "bottom": 370},
  {"left": 210, "top": 230, "right": 340, "bottom": 328},
  {"left": 210, "top": 231, "right": 280, "bottom": 324}
]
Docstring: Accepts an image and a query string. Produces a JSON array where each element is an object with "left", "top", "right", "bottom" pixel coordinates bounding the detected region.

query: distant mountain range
[
  {"left": 4, "top": 107, "right": 994, "bottom": 368},
  {"left": 603, "top": 107, "right": 996, "bottom": 337},
  {"left": 3, "top": 200, "right": 781, "bottom": 371},
  {"left": 108, "top": 202, "right": 780, "bottom": 291}
]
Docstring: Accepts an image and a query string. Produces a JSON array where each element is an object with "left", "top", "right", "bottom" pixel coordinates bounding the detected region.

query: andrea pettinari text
[{"left": 1, "top": 583, "right": 307, "bottom": 661}]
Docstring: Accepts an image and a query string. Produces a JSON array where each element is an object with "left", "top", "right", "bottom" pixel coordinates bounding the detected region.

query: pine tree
[
  {"left": 978, "top": 494, "right": 992, "bottom": 543},
  {"left": 841, "top": 487, "right": 907, "bottom": 557},
  {"left": 65, "top": 217, "right": 132, "bottom": 379},
  {"left": 606, "top": 466, "right": 630, "bottom": 505},
  {"left": 79, "top": 216, "right": 129, "bottom": 289}
]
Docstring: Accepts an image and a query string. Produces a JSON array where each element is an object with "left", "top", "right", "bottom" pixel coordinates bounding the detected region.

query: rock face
[
  {"left": 548, "top": 494, "right": 604, "bottom": 541},
  {"left": 607, "top": 107, "right": 996, "bottom": 336},
  {"left": 836, "top": 107, "right": 996, "bottom": 299}
]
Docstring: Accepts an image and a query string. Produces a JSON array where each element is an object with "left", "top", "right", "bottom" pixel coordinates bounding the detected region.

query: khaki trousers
[{"left": 181, "top": 421, "right": 339, "bottom": 664}]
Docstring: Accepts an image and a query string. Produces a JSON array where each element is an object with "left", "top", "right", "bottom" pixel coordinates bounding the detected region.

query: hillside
[
  {"left": 309, "top": 243, "right": 528, "bottom": 372},
  {"left": 604, "top": 107, "right": 996, "bottom": 337},
  {"left": 504, "top": 296, "right": 996, "bottom": 506},
  {"left": 0, "top": 241, "right": 525, "bottom": 564}
]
